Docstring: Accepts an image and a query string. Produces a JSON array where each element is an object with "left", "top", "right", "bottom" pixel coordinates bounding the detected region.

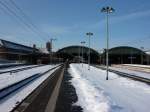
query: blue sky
[{"left": 0, "top": 0, "right": 150, "bottom": 51}]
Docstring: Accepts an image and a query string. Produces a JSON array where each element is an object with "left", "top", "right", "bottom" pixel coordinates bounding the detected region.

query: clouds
[
  {"left": 111, "top": 9, "right": 150, "bottom": 23},
  {"left": 91, "top": 9, "right": 150, "bottom": 30}
]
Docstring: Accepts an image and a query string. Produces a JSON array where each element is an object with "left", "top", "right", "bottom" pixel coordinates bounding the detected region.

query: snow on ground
[
  {"left": 0, "top": 63, "right": 21, "bottom": 66},
  {"left": 0, "top": 65, "right": 58, "bottom": 90},
  {"left": 0, "top": 66, "right": 60, "bottom": 112},
  {"left": 0, "top": 65, "right": 37, "bottom": 72},
  {"left": 109, "top": 66, "right": 150, "bottom": 79},
  {"left": 123, "top": 64, "right": 150, "bottom": 68},
  {"left": 96, "top": 65, "right": 150, "bottom": 79},
  {"left": 69, "top": 63, "right": 150, "bottom": 112}
]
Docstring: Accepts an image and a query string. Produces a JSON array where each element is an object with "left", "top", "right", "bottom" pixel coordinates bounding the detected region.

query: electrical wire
[
  {"left": 0, "top": 0, "right": 48, "bottom": 42},
  {"left": 9, "top": 0, "right": 49, "bottom": 40}
]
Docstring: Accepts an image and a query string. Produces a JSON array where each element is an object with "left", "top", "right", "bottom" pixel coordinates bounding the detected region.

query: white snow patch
[
  {"left": 69, "top": 63, "right": 150, "bottom": 112},
  {"left": 123, "top": 64, "right": 150, "bottom": 68},
  {"left": 0, "top": 65, "right": 58, "bottom": 90},
  {"left": 69, "top": 64, "right": 111, "bottom": 112},
  {"left": 0, "top": 66, "right": 60, "bottom": 112}
]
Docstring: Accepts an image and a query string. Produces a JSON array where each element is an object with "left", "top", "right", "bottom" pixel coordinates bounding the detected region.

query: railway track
[
  {"left": 0, "top": 64, "right": 45, "bottom": 74},
  {"left": 0, "top": 64, "right": 62, "bottom": 101},
  {"left": 95, "top": 65, "right": 150, "bottom": 85},
  {"left": 11, "top": 64, "right": 65, "bottom": 112},
  {"left": 0, "top": 63, "right": 25, "bottom": 69},
  {"left": 112, "top": 64, "right": 150, "bottom": 73}
]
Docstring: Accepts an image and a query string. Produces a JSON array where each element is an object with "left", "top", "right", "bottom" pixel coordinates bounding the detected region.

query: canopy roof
[
  {"left": 108, "top": 46, "right": 146, "bottom": 55},
  {"left": 57, "top": 45, "right": 100, "bottom": 56}
]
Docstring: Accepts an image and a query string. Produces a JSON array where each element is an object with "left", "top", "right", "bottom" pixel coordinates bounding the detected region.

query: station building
[
  {"left": 0, "top": 39, "right": 41, "bottom": 63},
  {"left": 56, "top": 45, "right": 100, "bottom": 64},
  {"left": 100, "top": 46, "right": 150, "bottom": 65},
  {"left": 0, "top": 39, "right": 62, "bottom": 64},
  {"left": 0, "top": 39, "right": 149, "bottom": 65},
  {"left": 56, "top": 45, "right": 150, "bottom": 65}
]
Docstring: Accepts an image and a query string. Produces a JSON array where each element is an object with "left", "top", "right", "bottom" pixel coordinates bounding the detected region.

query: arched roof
[
  {"left": 57, "top": 45, "right": 100, "bottom": 56},
  {"left": 108, "top": 46, "right": 146, "bottom": 55}
]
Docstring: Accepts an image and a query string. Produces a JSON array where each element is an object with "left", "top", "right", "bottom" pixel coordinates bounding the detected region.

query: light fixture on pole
[
  {"left": 81, "top": 41, "right": 86, "bottom": 67},
  {"left": 101, "top": 6, "right": 115, "bottom": 80},
  {"left": 86, "top": 32, "right": 93, "bottom": 70}
]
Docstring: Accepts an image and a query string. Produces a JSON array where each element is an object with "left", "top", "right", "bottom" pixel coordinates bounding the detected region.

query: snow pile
[
  {"left": 69, "top": 64, "right": 111, "bottom": 112},
  {"left": 69, "top": 63, "right": 150, "bottom": 112}
]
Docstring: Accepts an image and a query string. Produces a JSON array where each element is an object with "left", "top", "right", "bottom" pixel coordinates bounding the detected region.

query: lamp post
[
  {"left": 86, "top": 32, "right": 93, "bottom": 70},
  {"left": 81, "top": 41, "right": 86, "bottom": 67},
  {"left": 101, "top": 6, "right": 115, "bottom": 80}
]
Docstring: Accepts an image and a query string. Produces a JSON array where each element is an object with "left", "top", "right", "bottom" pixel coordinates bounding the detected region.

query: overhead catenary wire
[
  {"left": 0, "top": 1, "right": 30, "bottom": 32},
  {"left": 0, "top": 0, "right": 48, "bottom": 42},
  {"left": 9, "top": 0, "right": 49, "bottom": 40}
]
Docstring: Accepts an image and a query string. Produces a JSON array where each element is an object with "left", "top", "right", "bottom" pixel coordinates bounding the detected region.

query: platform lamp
[
  {"left": 81, "top": 41, "right": 86, "bottom": 67},
  {"left": 101, "top": 6, "right": 115, "bottom": 80},
  {"left": 86, "top": 32, "right": 93, "bottom": 70}
]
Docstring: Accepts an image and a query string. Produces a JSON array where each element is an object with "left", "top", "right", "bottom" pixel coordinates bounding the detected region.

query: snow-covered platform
[{"left": 69, "top": 63, "right": 150, "bottom": 112}]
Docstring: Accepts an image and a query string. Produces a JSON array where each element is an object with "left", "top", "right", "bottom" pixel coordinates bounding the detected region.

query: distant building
[
  {"left": 1, "top": 39, "right": 149, "bottom": 65},
  {"left": 100, "top": 46, "right": 149, "bottom": 65},
  {"left": 56, "top": 45, "right": 100, "bottom": 63},
  {"left": 0, "top": 39, "right": 40, "bottom": 63},
  {"left": 46, "top": 41, "right": 52, "bottom": 53},
  {"left": 145, "top": 51, "right": 150, "bottom": 65}
]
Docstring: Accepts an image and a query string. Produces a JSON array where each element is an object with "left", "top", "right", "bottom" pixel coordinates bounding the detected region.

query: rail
[
  {"left": 0, "top": 64, "right": 45, "bottom": 74},
  {"left": 0, "top": 64, "right": 62, "bottom": 100},
  {"left": 95, "top": 65, "right": 150, "bottom": 85}
]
